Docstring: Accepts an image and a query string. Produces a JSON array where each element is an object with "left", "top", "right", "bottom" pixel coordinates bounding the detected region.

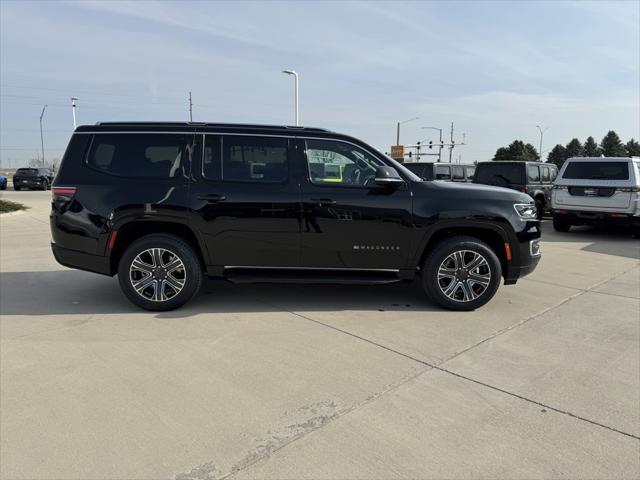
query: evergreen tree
[
  {"left": 565, "top": 138, "right": 584, "bottom": 158},
  {"left": 600, "top": 131, "right": 627, "bottom": 157},
  {"left": 493, "top": 140, "right": 539, "bottom": 161},
  {"left": 583, "top": 136, "right": 601, "bottom": 157},
  {"left": 625, "top": 138, "right": 640, "bottom": 157},
  {"left": 547, "top": 144, "right": 568, "bottom": 168}
]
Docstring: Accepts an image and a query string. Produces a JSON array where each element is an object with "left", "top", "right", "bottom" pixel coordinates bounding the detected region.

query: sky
[{"left": 0, "top": 0, "right": 639, "bottom": 168}]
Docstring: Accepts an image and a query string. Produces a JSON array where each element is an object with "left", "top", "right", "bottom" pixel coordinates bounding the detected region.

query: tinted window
[
  {"left": 202, "top": 135, "right": 222, "bottom": 181},
  {"left": 541, "top": 166, "right": 550, "bottom": 182},
  {"left": 527, "top": 165, "right": 540, "bottom": 182},
  {"left": 475, "top": 163, "right": 523, "bottom": 184},
  {"left": 16, "top": 168, "right": 38, "bottom": 176},
  {"left": 452, "top": 166, "right": 464, "bottom": 180},
  {"left": 87, "top": 134, "right": 193, "bottom": 178},
  {"left": 220, "top": 136, "right": 289, "bottom": 183},
  {"left": 435, "top": 165, "right": 450, "bottom": 180},
  {"left": 306, "top": 139, "right": 382, "bottom": 186},
  {"left": 562, "top": 161, "right": 629, "bottom": 180},
  {"left": 466, "top": 166, "right": 476, "bottom": 179},
  {"left": 550, "top": 167, "right": 558, "bottom": 181}
]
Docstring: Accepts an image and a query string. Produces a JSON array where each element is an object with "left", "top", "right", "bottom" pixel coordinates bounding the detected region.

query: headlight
[{"left": 514, "top": 203, "right": 537, "bottom": 219}]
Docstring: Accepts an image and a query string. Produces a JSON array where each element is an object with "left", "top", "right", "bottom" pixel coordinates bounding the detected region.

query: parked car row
[{"left": 404, "top": 158, "right": 639, "bottom": 231}]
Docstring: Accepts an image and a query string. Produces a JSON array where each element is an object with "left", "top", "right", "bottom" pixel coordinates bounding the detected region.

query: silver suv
[{"left": 551, "top": 157, "right": 640, "bottom": 232}]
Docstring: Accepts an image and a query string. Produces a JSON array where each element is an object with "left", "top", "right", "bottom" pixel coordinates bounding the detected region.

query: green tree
[
  {"left": 583, "top": 136, "right": 601, "bottom": 157},
  {"left": 625, "top": 138, "right": 640, "bottom": 157},
  {"left": 600, "top": 130, "right": 627, "bottom": 157},
  {"left": 565, "top": 138, "right": 584, "bottom": 158},
  {"left": 493, "top": 140, "right": 539, "bottom": 161},
  {"left": 547, "top": 144, "right": 568, "bottom": 168}
]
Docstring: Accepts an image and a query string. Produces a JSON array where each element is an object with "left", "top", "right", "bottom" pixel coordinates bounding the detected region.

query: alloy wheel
[
  {"left": 437, "top": 250, "right": 491, "bottom": 302},
  {"left": 129, "top": 248, "right": 186, "bottom": 302}
]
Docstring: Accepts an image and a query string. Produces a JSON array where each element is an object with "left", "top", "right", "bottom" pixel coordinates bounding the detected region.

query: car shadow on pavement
[
  {"left": 541, "top": 221, "right": 639, "bottom": 260},
  {"left": 0, "top": 270, "right": 437, "bottom": 317}
]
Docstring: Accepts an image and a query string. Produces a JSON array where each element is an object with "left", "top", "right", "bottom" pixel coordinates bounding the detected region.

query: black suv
[
  {"left": 473, "top": 161, "right": 558, "bottom": 218},
  {"left": 51, "top": 123, "right": 541, "bottom": 311},
  {"left": 13, "top": 167, "right": 54, "bottom": 190}
]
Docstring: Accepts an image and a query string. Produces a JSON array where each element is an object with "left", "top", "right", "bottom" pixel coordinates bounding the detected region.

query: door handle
[
  {"left": 197, "top": 194, "right": 227, "bottom": 203},
  {"left": 310, "top": 198, "right": 336, "bottom": 207}
]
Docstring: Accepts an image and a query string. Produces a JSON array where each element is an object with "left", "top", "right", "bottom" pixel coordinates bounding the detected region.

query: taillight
[
  {"left": 52, "top": 186, "right": 76, "bottom": 200},
  {"left": 515, "top": 186, "right": 526, "bottom": 193}
]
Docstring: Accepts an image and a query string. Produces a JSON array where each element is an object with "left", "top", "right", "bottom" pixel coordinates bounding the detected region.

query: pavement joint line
[{"left": 288, "top": 310, "right": 640, "bottom": 442}]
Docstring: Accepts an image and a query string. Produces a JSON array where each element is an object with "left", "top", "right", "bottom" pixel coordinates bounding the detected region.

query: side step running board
[{"left": 225, "top": 274, "right": 401, "bottom": 286}]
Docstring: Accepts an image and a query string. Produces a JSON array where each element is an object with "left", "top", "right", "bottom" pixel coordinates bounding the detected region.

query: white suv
[{"left": 551, "top": 157, "right": 640, "bottom": 232}]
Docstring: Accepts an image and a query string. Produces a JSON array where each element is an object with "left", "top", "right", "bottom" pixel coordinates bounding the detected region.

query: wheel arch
[
  {"left": 415, "top": 223, "right": 510, "bottom": 278},
  {"left": 108, "top": 220, "right": 207, "bottom": 275}
]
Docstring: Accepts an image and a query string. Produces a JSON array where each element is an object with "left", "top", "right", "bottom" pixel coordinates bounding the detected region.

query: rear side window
[
  {"left": 87, "top": 133, "right": 193, "bottom": 178},
  {"left": 465, "top": 166, "right": 476, "bottom": 180},
  {"left": 562, "top": 161, "right": 629, "bottom": 180},
  {"left": 452, "top": 166, "right": 464, "bottom": 180},
  {"left": 435, "top": 165, "right": 450, "bottom": 180},
  {"left": 541, "top": 166, "right": 550, "bottom": 182},
  {"left": 550, "top": 167, "right": 558, "bottom": 181},
  {"left": 475, "top": 163, "right": 524, "bottom": 185},
  {"left": 527, "top": 165, "right": 540, "bottom": 182}
]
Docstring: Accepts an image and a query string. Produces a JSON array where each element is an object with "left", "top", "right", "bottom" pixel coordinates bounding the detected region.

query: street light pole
[
  {"left": 421, "top": 126, "right": 443, "bottom": 161},
  {"left": 396, "top": 116, "right": 420, "bottom": 145},
  {"left": 536, "top": 125, "right": 548, "bottom": 161},
  {"left": 39, "top": 104, "right": 47, "bottom": 167},
  {"left": 282, "top": 70, "right": 299, "bottom": 126},
  {"left": 71, "top": 97, "right": 78, "bottom": 129}
]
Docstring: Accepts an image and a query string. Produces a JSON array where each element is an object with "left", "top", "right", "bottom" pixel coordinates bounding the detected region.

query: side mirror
[{"left": 374, "top": 165, "right": 404, "bottom": 187}]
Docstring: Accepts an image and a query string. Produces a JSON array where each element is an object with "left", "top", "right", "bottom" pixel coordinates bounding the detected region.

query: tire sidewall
[
  {"left": 422, "top": 237, "right": 502, "bottom": 311},
  {"left": 117, "top": 234, "right": 202, "bottom": 311}
]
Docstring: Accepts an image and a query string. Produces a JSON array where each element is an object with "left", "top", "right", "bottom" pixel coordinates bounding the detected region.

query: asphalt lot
[{"left": 1, "top": 189, "right": 639, "bottom": 480}]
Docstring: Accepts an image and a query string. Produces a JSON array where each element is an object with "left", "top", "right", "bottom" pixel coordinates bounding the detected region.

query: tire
[
  {"left": 535, "top": 197, "right": 544, "bottom": 220},
  {"left": 552, "top": 214, "right": 571, "bottom": 232},
  {"left": 41, "top": 179, "right": 48, "bottom": 191},
  {"left": 421, "top": 236, "right": 502, "bottom": 311},
  {"left": 14, "top": 186, "right": 21, "bottom": 191},
  {"left": 117, "top": 233, "right": 203, "bottom": 311},
  {"left": 0, "top": 182, "right": 6, "bottom": 190}
]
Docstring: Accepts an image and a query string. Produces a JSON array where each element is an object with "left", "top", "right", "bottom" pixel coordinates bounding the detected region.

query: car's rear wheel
[
  {"left": 117, "top": 234, "right": 203, "bottom": 311},
  {"left": 0, "top": 182, "right": 6, "bottom": 190},
  {"left": 421, "top": 236, "right": 502, "bottom": 311},
  {"left": 13, "top": 186, "right": 20, "bottom": 191},
  {"left": 41, "top": 179, "right": 49, "bottom": 191},
  {"left": 552, "top": 214, "right": 571, "bottom": 232}
]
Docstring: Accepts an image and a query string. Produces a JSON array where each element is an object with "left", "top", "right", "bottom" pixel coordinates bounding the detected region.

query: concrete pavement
[{"left": 1, "top": 190, "right": 638, "bottom": 479}]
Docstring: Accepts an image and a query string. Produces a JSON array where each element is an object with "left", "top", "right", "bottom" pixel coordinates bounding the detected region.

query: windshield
[{"left": 562, "top": 161, "right": 629, "bottom": 180}]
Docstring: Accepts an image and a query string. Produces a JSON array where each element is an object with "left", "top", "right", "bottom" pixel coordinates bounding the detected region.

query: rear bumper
[
  {"left": 13, "top": 178, "right": 45, "bottom": 188},
  {"left": 51, "top": 242, "right": 112, "bottom": 276},
  {"left": 552, "top": 209, "right": 639, "bottom": 226}
]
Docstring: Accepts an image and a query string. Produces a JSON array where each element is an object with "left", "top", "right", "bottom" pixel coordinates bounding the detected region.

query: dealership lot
[{"left": 1, "top": 190, "right": 638, "bottom": 479}]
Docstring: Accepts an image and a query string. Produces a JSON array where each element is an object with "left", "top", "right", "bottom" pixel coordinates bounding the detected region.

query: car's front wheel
[
  {"left": 117, "top": 234, "right": 203, "bottom": 311},
  {"left": 421, "top": 236, "right": 502, "bottom": 311}
]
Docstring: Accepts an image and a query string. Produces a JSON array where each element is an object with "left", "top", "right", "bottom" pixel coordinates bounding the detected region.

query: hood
[{"left": 413, "top": 180, "right": 532, "bottom": 204}]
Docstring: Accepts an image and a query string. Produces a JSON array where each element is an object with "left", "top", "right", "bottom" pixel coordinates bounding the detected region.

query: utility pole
[
  {"left": 39, "top": 105, "right": 47, "bottom": 167},
  {"left": 536, "top": 125, "right": 548, "bottom": 161},
  {"left": 188, "top": 92, "right": 193, "bottom": 122},
  {"left": 71, "top": 97, "right": 78, "bottom": 129},
  {"left": 396, "top": 117, "right": 420, "bottom": 145},
  {"left": 449, "top": 122, "right": 454, "bottom": 163}
]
